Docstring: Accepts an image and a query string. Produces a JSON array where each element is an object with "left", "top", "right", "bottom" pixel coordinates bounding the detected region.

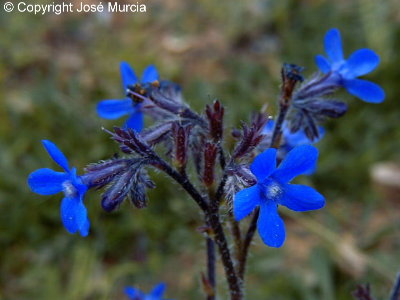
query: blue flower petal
[
  {"left": 343, "top": 49, "right": 380, "bottom": 79},
  {"left": 315, "top": 55, "right": 332, "bottom": 73},
  {"left": 250, "top": 148, "right": 277, "bottom": 181},
  {"left": 257, "top": 201, "right": 285, "bottom": 248},
  {"left": 324, "top": 28, "right": 343, "bottom": 62},
  {"left": 28, "top": 168, "right": 69, "bottom": 195},
  {"left": 125, "top": 286, "right": 142, "bottom": 299},
  {"left": 302, "top": 160, "right": 318, "bottom": 176},
  {"left": 284, "top": 130, "right": 310, "bottom": 147},
  {"left": 141, "top": 65, "right": 159, "bottom": 83},
  {"left": 283, "top": 125, "right": 324, "bottom": 149},
  {"left": 125, "top": 109, "right": 144, "bottom": 132},
  {"left": 262, "top": 119, "right": 275, "bottom": 134},
  {"left": 69, "top": 169, "right": 88, "bottom": 196},
  {"left": 97, "top": 99, "right": 135, "bottom": 119},
  {"left": 79, "top": 216, "right": 90, "bottom": 237},
  {"left": 60, "top": 196, "right": 89, "bottom": 236},
  {"left": 42, "top": 140, "right": 70, "bottom": 172},
  {"left": 272, "top": 145, "right": 318, "bottom": 183},
  {"left": 234, "top": 185, "right": 261, "bottom": 221},
  {"left": 120, "top": 62, "right": 138, "bottom": 90},
  {"left": 344, "top": 79, "right": 385, "bottom": 103},
  {"left": 150, "top": 283, "right": 166, "bottom": 297},
  {"left": 279, "top": 184, "right": 325, "bottom": 212}
]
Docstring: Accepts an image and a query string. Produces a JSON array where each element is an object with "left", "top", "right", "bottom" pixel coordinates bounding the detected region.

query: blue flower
[
  {"left": 27, "top": 140, "right": 90, "bottom": 236},
  {"left": 125, "top": 283, "right": 168, "bottom": 300},
  {"left": 263, "top": 120, "right": 324, "bottom": 152},
  {"left": 97, "top": 62, "right": 159, "bottom": 131},
  {"left": 315, "top": 28, "right": 384, "bottom": 103},
  {"left": 234, "top": 145, "right": 325, "bottom": 247}
]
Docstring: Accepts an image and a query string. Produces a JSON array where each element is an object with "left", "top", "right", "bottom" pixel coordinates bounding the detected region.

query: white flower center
[
  {"left": 265, "top": 181, "right": 283, "bottom": 200},
  {"left": 62, "top": 181, "right": 78, "bottom": 198}
]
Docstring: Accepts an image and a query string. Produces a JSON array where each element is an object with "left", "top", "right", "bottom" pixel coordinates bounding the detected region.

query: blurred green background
[{"left": 1, "top": 0, "right": 400, "bottom": 299}]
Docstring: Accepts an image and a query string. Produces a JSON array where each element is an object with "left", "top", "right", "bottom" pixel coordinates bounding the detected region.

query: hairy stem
[
  {"left": 207, "top": 208, "right": 243, "bottom": 300},
  {"left": 238, "top": 208, "right": 259, "bottom": 280},
  {"left": 238, "top": 71, "right": 295, "bottom": 281},
  {"left": 229, "top": 212, "right": 242, "bottom": 264},
  {"left": 218, "top": 144, "right": 226, "bottom": 169},
  {"left": 209, "top": 183, "right": 243, "bottom": 299},
  {"left": 155, "top": 160, "right": 208, "bottom": 211},
  {"left": 206, "top": 235, "right": 216, "bottom": 300},
  {"left": 154, "top": 158, "right": 242, "bottom": 299},
  {"left": 390, "top": 273, "right": 400, "bottom": 300},
  {"left": 270, "top": 102, "right": 290, "bottom": 148}
]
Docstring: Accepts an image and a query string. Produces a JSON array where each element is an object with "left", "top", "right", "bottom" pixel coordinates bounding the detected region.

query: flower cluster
[
  {"left": 288, "top": 28, "right": 384, "bottom": 140},
  {"left": 27, "top": 27, "right": 386, "bottom": 299}
]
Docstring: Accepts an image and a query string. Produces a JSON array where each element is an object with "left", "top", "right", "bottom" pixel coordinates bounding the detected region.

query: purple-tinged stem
[
  {"left": 206, "top": 235, "right": 216, "bottom": 300},
  {"left": 153, "top": 158, "right": 243, "bottom": 299},
  {"left": 238, "top": 64, "right": 302, "bottom": 281},
  {"left": 390, "top": 273, "right": 400, "bottom": 300}
]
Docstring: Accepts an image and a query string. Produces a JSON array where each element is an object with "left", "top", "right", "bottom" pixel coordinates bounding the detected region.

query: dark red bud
[
  {"left": 172, "top": 122, "right": 191, "bottom": 170},
  {"left": 205, "top": 100, "right": 224, "bottom": 141},
  {"left": 203, "top": 142, "right": 218, "bottom": 186}
]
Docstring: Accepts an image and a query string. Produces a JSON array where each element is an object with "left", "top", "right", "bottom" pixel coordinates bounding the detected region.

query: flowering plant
[{"left": 27, "top": 28, "right": 391, "bottom": 299}]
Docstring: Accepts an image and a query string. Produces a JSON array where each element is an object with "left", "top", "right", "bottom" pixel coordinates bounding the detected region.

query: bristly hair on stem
[{"left": 232, "top": 113, "right": 269, "bottom": 159}]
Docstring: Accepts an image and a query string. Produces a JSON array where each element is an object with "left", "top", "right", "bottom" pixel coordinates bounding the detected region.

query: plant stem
[
  {"left": 218, "top": 144, "right": 226, "bottom": 169},
  {"left": 209, "top": 181, "right": 243, "bottom": 299},
  {"left": 206, "top": 236, "right": 216, "bottom": 300},
  {"left": 229, "top": 212, "right": 242, "bottom": 263},
  {"left": 207, "top": 207, "right": 243, "bottom": 300},
  {"left": 390, "top": 272, "right": 400, "bottom": 300},
  {"left": 154, "top": 158, "right": 243, "bottom": 299},
  {"left": 238, "top": 66, "right": 297, "bottom": 281},
  {"left": 155, "top": 159, "right": 208, "bottom": 211},
  {"left": 270, "top": 102, "right": 290, "bottom": 149},
  {"left": 238, "top": 208, "right": 259, "bottom": 280}
]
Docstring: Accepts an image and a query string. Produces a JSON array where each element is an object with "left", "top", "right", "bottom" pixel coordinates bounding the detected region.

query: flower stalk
[{"left": 27, "top": 28, "right": 387, "bottom": 300}]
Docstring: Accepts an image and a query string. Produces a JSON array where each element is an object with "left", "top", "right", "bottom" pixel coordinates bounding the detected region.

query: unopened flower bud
[
  {"left": 203, "top": 142, "right": 218, "bottom": 187},
  {"left": 82, "top": 159, "right": 131, "bottom": 189},
  {"left": 305, "top": 99, "right": 348, "bottom": 118},
  {"left": 205, "top": 100, "right": 224, "bottom": 141},
  {"left": 172, "top": 122, "right": 192, "bottom": 171},
  {"left": 232, "top": 165, "right": 257, "bottom": 187},
  {"left": 102, "top": 168, "right": 137, "bottom": 212},
  {"left": 129, "top": 182, "right": 147, "bottom": 209},
  {"left": 281, "top": 63, "right": 304, "bottom": 105}
]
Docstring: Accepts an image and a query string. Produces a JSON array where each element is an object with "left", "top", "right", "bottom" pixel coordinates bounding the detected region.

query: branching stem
[
  {"left": 153, "top": 158, "right": 243, "bottom": 299},
  {"left": 238, "top": 64, "right": 300, "bottom": 281}
]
